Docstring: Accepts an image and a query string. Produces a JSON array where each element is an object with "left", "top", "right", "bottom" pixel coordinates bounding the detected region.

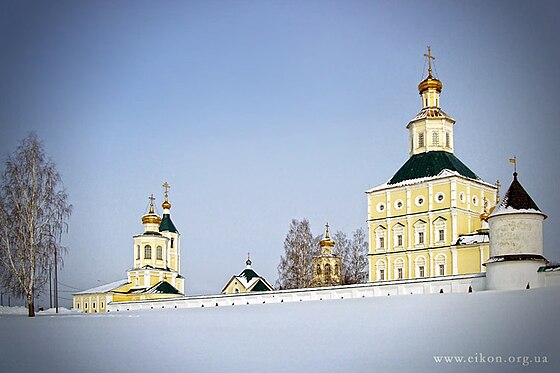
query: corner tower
[
  {"left": 366, "top": 48, "right": 498, "bottom": 283},
  {"left": 485, "top": 172, "right": 548, "bottom": 290}
]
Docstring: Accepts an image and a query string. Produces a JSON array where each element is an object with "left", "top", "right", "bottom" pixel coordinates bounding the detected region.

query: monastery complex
[{"left": 73, "top": 49, "right": 559, "bottom": 313}]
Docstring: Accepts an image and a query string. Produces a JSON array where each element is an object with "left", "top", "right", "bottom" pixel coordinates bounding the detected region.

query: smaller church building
[
  {"left": 222, "top": 256, "right": 274, "bottom": 294},
  {"left": 73, "top": 184, "right": 184, "bottom": 313}
]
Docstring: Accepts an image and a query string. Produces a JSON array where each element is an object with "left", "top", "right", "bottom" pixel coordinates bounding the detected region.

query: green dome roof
[{"left": 389, "top": 151, "right": 479, "bottom": 185}]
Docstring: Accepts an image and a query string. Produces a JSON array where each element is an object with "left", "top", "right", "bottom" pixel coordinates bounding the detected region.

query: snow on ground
[
  {"left": 0, "top": 287, "right": 559, "bottom": 373},
  {"left": 0, "top": 305, "right": 27, "bottom": 315}
]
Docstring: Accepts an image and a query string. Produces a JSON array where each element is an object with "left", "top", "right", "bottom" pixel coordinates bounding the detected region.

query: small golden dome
[
  {"left": 162, "top": 200, "right": 171, "bottom": 210},
  {"left": 418, "top": 75, "right": 443, "bottom": 93},
  {"left": 320, "top": 223, "right": 335, "bottom": 248},
  {"left": 142, "top": 213, "right": 162, "bottom": 225}
]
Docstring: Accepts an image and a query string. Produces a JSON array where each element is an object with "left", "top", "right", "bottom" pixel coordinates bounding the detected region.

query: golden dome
[
  {"left": 320, "top": 223, "right": 335, "bottom": 248},
  {"left": 142, "top": 193, "right": 162, "bottom": 224},
  {"left": 162, "top": 200, "right": 171, "bottom": 210},
  {"left": 418, "top": 74, "right": 443, "bottom": 93},
  {"left": 142, "top": 213, "right": 162, "bottom": 225}
]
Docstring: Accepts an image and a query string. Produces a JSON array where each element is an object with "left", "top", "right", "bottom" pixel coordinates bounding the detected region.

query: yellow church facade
[
  {"left": 73, "top": 183, "right": 184, "bottom": 313},
  {"left": 367, "top": 48, "right": 498, "bottom": 283}
]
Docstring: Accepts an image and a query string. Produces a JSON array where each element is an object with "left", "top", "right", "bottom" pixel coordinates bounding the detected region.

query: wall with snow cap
[
  {"left": 106, "top": 273, "right": 486, "bottom": 313},
  {"left": 488, "top": 213, "right": 544, "bottom": 257}
]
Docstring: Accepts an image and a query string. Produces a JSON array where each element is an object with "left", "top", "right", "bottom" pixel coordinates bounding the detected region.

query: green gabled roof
[
  {"left": 146, "top": 281, "right": 181, "bottom": 294},
  {"left": 250, "top": 279, "right": 272, "bottom": 292},
  {"left": 240, "top": 268, "right": 259, "bottom": 282},
  {"left": 388, "top": 151, "right": 479, "bottom": 185},
  {"left": 159, "top": 214, "right": 178, "bottom": 233}
]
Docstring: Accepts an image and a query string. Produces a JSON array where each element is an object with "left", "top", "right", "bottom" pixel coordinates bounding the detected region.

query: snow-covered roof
[
  {"left": 74, "top": 279, "right": 129, "bottom": 295},
  {"left": 490, "top": 172, "right": 546, "bottom": 218},
  {"left": 455, "top": 233, "right": 489, "bottom": 245},
  {"left": 366, "top": 169, "right": 494, "bottom": 193}
]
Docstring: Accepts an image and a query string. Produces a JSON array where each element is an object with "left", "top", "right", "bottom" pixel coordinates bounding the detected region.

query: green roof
[
  {"left": 240, "top": 268, "right": 259, "bottom": 282},
  {"left": 389, "top": 151, "right": 479, "bottom": 185},
  {"left": 159, "top": 214, "right": 178, "bottom": 233},
  {"left": 250, "top": 279, "right": 272, "bottom": 292}
]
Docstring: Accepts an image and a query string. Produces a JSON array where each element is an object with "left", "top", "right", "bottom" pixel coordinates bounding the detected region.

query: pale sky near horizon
[{"left": 1, "top": 0, "right": 559, "bottom": 307}]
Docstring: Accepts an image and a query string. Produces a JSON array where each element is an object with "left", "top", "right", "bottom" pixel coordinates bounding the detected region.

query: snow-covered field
[{"left": 1, "top": 287, "right": 559, "bottom": 372}]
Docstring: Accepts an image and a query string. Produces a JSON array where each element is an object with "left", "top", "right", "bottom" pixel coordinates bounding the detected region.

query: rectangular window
[
  {"left": 418, "top": 133, "right": 425, "bottom": 148},
  {"left": 397, "top": 268, "right": 403, "bottom": 279},
  {"left": 93, "top": 302, "right": 96, "bottom": 309},
  {"left": 379, "top": 237, "right": 385, "bottom": 249},
  {"left": 397, "top": 234, "right": 403, "bottom": 247},
  {"left": 77, "top": 303, "right": 80, "bottom": 309},
  {"left": 439, "top": 264, "right": 445, "bottom": 276},
  {"left": 419, "top": 266, "right": 425, "bottom": 278},
  {"left": 418, "top": 232, "right": 424, "bottom": 245},
  {"left": 446, "top": 132, "right": 450, "bottom": 148},
  {"left": 171, "top": 238, "right": 174, "bottom": 248},
  {"left": 85, "top": 303, "right": 88, "bottom": 309},
  {"left": 438, "top": 229, "right": 445, "bottom": 242},
  {"left": 379, "top": 269, "right": 385, "bottom": 281},
  {"left": 101, "top": 302, "right": 104, "bottom": 309}
]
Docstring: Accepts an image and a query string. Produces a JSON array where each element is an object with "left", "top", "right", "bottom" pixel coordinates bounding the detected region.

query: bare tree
[
  {"left": 334, "top": 228, "right": 368, "bottom": 285},
  {"left": 332, "top": 230, "right": 350, "bottom": 283},
  {"left": 276, "top": 219, "right": 316, "bottom": 289},
  {"left": 0, "top": 134, "right": 72, "bottom": 317},
  {"left": 345, "top": 228, "right": 369, "bottom": 284}
]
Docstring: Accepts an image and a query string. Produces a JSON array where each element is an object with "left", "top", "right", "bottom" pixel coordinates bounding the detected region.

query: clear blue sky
[{"left": 1, "top": 0, "right": 559, "bottom": 306}]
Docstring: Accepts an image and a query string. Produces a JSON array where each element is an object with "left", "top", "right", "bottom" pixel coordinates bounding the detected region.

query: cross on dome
[
  {"left": 424, "top": 46, "right": 435, "bottom": 77},
  {"left": 148, "top": 193, "right": 155, "bottom": 213}
]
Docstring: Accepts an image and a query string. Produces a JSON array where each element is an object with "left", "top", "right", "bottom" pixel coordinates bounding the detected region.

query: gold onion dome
[
  {"left": 418, "top": 73, "right": 443, "bottom": 93},
  {"left": 320, "top": 223, "right": 335, "bottom": 248},
  {"left": 142, "top": 194, "right": 162, "bottom": 224}
]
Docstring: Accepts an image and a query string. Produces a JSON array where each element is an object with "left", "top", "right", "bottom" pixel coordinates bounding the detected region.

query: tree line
[{"left": 277, "top": 218, "right": 368, "bottom": 289}]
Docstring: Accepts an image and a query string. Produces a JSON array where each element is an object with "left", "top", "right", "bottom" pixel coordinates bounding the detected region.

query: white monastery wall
[{"left": 106, "top": 273, "right": 486, "bottom": 312}]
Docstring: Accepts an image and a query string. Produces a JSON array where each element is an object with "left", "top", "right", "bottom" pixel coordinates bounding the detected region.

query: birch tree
[
  {"left": 0, "top": 134, "right": 72, "bottom": 317},
  {"left": 334, "top": 228, "right": 368, "bottom": 284},
  {"left": 345, "top": 228, "right": 369, "bottom": 284},
  {"left": 276, "top": 219, "right": 316, "bottom": 289}
]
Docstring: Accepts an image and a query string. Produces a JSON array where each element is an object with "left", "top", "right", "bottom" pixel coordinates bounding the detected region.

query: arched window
[
  {"left": 334, "top": 264, "right": 339, "bottom": 276},
  {"left": 415, "top": 256, "right": 426, "bottom": 278},
  {"left": 156, "top": 246, "right": 163, "bottom": 260},
  {"left": 394, "top": 258, "right": 404, "bottom": 280},
  {"left": 136, "top": 245, "right": 140, "bottom": 259},
  {"left": 170, "top": 238, "right": 174, "bottom": 248},
  {"left": 144, "top": 245, "right": 152, "bottom": 259},
  {"left": 435, "top": 254, "right": 446, "bottom": 276},
  {"left": 325, "top": 263, "right": 331, "bottom": 276},
  {"left": 316, "top": 264, "right": 322, "bottom": 276},
  {"left": 432, "top": 132, "right": 439, "bottom": 146},
  {"left": 376, "top": 260, "right": 386, "bottom": 281}
]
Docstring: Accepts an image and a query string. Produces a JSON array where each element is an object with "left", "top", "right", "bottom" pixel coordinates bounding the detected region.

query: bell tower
[{"left": 407, "top": 47, "right": 456, "bottom": 156}]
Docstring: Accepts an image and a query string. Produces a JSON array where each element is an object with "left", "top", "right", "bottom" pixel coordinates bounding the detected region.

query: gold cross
[
  {"left": 148, "top": 193, "right": 155, "bottom": 213},
  {"left": 162, "top": 182, "right": 171, "bottom": 199},
  {"left": 424, "top": 46, "right": 435, "bottom": 76}
]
